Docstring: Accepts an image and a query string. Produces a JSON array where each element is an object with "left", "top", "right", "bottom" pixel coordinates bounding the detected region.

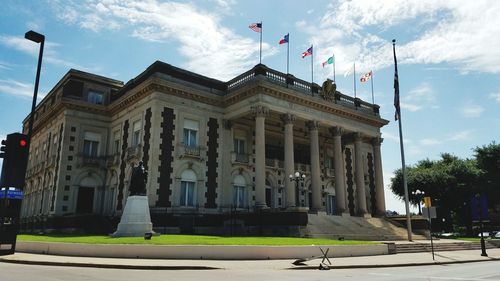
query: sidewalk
[{"left": 1, "top": 248, "right": 499, "bottom": 270}]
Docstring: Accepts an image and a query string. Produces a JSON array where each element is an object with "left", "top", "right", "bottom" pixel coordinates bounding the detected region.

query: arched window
[
  {"left": 180, "top": 169, "right": 196, "bottom": 206},
  {"left": 233, "top": 175, "right": 246, "bottom": 208}
]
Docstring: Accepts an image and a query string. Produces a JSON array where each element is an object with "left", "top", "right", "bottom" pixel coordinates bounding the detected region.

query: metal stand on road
[{"left": 292, "top": 247, "right": 331, "bottom": 270}]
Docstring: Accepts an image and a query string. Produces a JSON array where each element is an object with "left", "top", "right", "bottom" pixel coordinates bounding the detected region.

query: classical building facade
[{"left": 20, "top": 61, "right": 388, "bottom": 234}]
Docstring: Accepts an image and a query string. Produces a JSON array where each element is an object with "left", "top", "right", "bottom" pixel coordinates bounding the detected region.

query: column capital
[
  {"left": 281, "top": 113, "right": 296, "bottom": 125},
  {"left": 306, "top": 120, "right": 320, "bottom": 131},
  {"left": 371, "top": 137, "right": 383, "bottom": 146},
  {"left": 222, "top": 119, "right": 232, "bottom": 130},
  {"left": 354, "top": 132, "right": 364, "bottom": 142},
  {"left": 331, "top": 126, "right": 344, "bottom": 137},
  {"left": 251, "top": 105, "right": 269, "bottom": 117}
]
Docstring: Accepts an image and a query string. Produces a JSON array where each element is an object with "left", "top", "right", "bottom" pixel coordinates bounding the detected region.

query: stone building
[{"left": 20, "top": 61, "right": 388, "bottom": 235}]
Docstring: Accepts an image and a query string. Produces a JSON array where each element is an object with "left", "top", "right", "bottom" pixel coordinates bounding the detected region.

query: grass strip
[{"left": 18, "top": 234, "right": 377, "bottom": 246}]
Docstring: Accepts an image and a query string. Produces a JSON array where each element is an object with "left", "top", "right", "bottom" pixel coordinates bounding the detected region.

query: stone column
[
  {"left": 372, "top": 137, "right": 386, "bottom": 216},
  {"left": 282, "top": 114, "right": 296, "bottom": 208},
  {"left": 354, "top": 132, "right": 368, "bottom": 215},
  {"left": 332, "top": 126, "right": 347, "bottom": 214},
  {"left": 307, "top": 120, "right": 322, "bottom": 211},
  {"left": 252, "top": 105, "right": 269, "bottom": 209}
]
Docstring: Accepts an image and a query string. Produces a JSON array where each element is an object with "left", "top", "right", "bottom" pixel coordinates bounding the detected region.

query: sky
[{"left": 1, "top": 0, "right": 499, "bottom": 214}]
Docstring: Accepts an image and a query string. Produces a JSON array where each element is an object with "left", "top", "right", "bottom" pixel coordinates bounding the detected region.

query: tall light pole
[
  {"left": 24, "top": 30, "right": 45, "bottom": 144},
  {"left": 289, "top": 171, "right": 306, "bottom": 207}
]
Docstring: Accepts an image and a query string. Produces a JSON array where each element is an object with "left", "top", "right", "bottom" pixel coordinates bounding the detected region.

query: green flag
[{"left": 322, "top": 56, "right": 334, "bottom": 67}]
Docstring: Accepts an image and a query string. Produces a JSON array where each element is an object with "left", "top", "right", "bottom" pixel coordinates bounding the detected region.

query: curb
[
  {"left": 2, "top": 256, "right": 498, "bottom": 270},
  {"left": 0, "top": 257, "right": 220, "bottom": 270}
]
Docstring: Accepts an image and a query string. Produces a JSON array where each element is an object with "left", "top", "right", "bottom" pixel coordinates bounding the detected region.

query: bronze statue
[
  {"left": 129, "top": 161, "right": 148, "bottom": 196},
  {"left": 321, "top": 78, "right": 336, "bottom": 102}
]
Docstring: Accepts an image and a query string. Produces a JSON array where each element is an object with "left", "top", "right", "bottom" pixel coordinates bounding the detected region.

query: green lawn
[{"left": 18, "top": 234, "right": 376, "bottom": 246}]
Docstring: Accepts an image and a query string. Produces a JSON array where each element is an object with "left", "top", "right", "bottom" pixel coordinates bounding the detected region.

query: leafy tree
[
  {"left": 474, "top": 142, "right": 500, "bottom": 209},
  {"left": 390, "top": 153, "right": 482, "bottom": 233}
]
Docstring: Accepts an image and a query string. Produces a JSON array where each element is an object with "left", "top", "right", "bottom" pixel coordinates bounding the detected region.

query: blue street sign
[
  {"left": 0, "top": 189, "right": 23, "bottom": 199},
  {"left": 471, "top": 194, "right": 489, "bottom": 222}
]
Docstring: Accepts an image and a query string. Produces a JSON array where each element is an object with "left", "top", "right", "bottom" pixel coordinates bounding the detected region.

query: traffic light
[{"left": 0, "top": 133, "right": 30, "bottom": 189}]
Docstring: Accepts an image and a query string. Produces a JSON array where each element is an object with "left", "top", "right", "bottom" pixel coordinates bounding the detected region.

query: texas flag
[
  {"left": 279, "top": 34, "right": 289, "bottom": 45},
  {"left": 302, "top": 46, "right": 313, "bottom": 58}
]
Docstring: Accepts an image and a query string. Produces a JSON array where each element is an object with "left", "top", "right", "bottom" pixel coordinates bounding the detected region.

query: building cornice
[{"left": 108, "top": 77, "right": 388, "bottom": 128}]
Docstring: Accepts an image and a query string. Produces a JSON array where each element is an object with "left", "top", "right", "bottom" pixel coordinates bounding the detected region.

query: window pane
[
  {"left": 88, "top": 91, "right": 103, "bottom": 105},
  {"left": 91, "top": 141, "right": 98, "bottom": 156},
  {"left": 183, "top": 129, "right": 189, "bottom": 145},
  {"left": 187, "top": 182, "right": 194, "bottom": 206},
  {"left": 233, "top": 186, "right": 244, "bottom": 208},
  {"left": 180, "top": 181, "right": 187, "bottom": 206},
  {"left": 133, "top": 131, "right": 140, "bottom": 146},
  {"left": 189, "top": 130, "right": 197, "bottom": 146}
]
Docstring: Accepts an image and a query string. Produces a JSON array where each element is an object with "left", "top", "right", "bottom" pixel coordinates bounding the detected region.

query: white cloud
[
  {"left": 490, "top": 92, "right": 500, "bottom": 103},
  {"left": 400, "top": 102, "right": 421, "bottom": 112},
  {"left": 447, "top": 130, "right": 472, "bottom": 141},
  {"left": 306, "top": 0, "right": 500, "bottom": 78},
  {"left": 398, "top": 82, "right": 438, "bottom": 112},
  {"left": 0, "top": 61, "right": 12, "bottom": 70},
  {"left": 380, "top": 131, "right": 411, "bottom": 144},
  {"left": 0, "top": 79, "right": 45, "bottom": 100},
  {"left": 461, "top": 104, "right": 484, "bottom": 118},
  {"left": 420, "top": 138, "right": 441, "bottom": 146},
  {"left": 49, "top": 0, "right": 275, "bottom": 80},
  {"left": 0, "top": 35, "right": 91, "bottom": 71}
]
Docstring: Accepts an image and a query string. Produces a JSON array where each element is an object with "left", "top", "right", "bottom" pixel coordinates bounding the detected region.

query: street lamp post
[
  {"left": 412, "top": 189, "right": 424, "bottom": 215},
  {"left": 475, "top": 193, "right": 488, "bottom": 257},
  {"left": 289, "top": 171, "right": 306, "bottom": 207},
  {"left": 24, "top": 30, "right": 45, "bottom": 144}
]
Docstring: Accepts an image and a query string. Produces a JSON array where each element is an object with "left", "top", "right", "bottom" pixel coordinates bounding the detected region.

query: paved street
[{"left": 1, "top": 260, "right": 500, "bottom": 281}]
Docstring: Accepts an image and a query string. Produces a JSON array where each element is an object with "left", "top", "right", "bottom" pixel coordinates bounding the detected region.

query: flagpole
[
  {"left": 287, "top": 33, "right": 289, "bottom": 74},
  {"left": 311, "top": 45, "right": 314, "bottom": 96},
  {"left": 353, "top": 62, "right": 357, "bottom": 98},
  {"left": 371, "top": 71, "right": 374, "bottom": 104},
  {"left": 333, "top": 54, "right": 336, "bottom": 83},
  {"left": 393, "top": 39, "right": 413, "bottom": 242},
  {"left": 259, "top": 21, "right": 262, "bottom": 64}
]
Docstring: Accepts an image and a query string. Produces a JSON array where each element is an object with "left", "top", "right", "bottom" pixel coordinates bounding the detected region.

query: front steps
[
  {"left": 395, "top": 240, "right": 498, "bottom": 253},
  {"left": 305, "top": 213, "right": 427, "bottom": 240}
]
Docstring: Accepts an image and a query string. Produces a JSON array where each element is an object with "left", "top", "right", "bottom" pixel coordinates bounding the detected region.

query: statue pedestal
[{"left": 112, "top": 195, "right": 154, "bottom": 237}]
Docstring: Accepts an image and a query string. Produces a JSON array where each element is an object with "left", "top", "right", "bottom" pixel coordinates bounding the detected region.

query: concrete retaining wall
[{"left": 17, "top": 241, "right": 389, "bottom": 260}]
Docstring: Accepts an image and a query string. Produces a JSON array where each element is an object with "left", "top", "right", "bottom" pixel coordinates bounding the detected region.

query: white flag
[{"left": 344, "top": 64, "right": 354, "bottom": 77}]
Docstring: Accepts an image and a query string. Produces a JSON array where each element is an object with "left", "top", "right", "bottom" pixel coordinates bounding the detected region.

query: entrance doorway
[{"left": 76, "top": 186, "right": 94, "bottom": 213}]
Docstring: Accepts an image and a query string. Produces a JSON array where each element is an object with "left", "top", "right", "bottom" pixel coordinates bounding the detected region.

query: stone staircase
[
  {"left": 396, "top": 240, "right": 498, "bottom": 253},
  {"left": 305, "top": 213, "right": 427, "bottom": 241}
]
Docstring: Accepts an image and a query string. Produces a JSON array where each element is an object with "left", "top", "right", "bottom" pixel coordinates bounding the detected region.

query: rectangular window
[
  {"left": 83, "top": 140, "right": 99, "bottom": 156},
  {"left": 183, "top": 129, "right": 197, "bottom": 147},
  {"left": 183, "top": 119, "right": 198, "bottom": 147},
  {"left": 132, "top": 121, "right": 141, "bottom": 146},
  {"left": 233, "top": 186, "right": 245, "bottom": 208},
  {"left": 325, "top": 156, "right": 334, "bottom": 169},
  {"left": 88, "top": 90, "right": 104, "bottom": 105},
  {"left": 180, "top": 181, "right": 195, "bottom": 206},
  {"left": 233, "top": 138, "right": 246, "bottom": 154},
  {"left": 113, "top": 131, "right": 121, "bottom": 154},
  {"left": 114, "top": 139, "right": 120, "bottom": 154}
]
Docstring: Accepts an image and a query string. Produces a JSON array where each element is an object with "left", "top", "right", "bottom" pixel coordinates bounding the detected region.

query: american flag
[
  {"left": 393, "top": 41, "right": 400, "bottom": 121},
  {"left": 249, "top": 22, "right": 262, "bottom": 33},
  {"left": 360, "top": 71, "right": 372, "bottom": 82},
  {"left": 302, "top": 46, "right": 313, "bottom": 58}
]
